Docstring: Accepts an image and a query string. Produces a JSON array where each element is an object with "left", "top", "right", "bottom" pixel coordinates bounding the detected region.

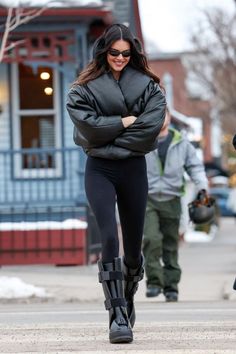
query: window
[{"left": 11, "top": 63, "right": 62, "bottom": 178}]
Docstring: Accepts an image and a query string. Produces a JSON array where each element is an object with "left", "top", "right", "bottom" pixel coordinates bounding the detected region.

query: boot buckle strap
[
  {"left": 98, "top": 270, "right": 124, "bottom": 283},
  {"left": 104, "top": 297, "right": 126, "bottom": 310},
  {"left": 124, "top": 274, "right": 143, "bottom": 282}
]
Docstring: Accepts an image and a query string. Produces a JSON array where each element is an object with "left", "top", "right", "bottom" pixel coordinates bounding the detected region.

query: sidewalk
[{"left": 0, "top": 217, "right": 236, "bottom": 303}]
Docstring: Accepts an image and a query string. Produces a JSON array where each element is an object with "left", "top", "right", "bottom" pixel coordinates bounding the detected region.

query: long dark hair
[{"left": 74, "top": 23, "right": 160, "bottom": 85}]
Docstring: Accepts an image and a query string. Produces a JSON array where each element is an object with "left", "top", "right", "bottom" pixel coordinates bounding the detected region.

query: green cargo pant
[{"left": 143, "top": 196, "right": 182, "bottom": 293}]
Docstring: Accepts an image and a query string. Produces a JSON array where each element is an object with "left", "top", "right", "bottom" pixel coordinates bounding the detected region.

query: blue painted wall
[{"left": 0, "top": 24, "right": 89, "bottom": 209}]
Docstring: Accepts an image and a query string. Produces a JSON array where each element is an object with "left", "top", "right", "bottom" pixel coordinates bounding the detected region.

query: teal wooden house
[{"left": 0, "top": 1, "right": 143, "bottom": 265}]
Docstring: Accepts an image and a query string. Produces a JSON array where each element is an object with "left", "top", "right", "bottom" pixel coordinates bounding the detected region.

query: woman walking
[{"left": 66, "top": 23, "right": 166, "bottom": 343}]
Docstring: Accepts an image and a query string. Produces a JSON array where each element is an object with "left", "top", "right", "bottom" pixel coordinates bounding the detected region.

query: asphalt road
[
  {"left": 0, "top": 218, "right": 236, "bottom": 353},
  {"left": 0, "top": 301, "right": 236, "bottom": 353}
]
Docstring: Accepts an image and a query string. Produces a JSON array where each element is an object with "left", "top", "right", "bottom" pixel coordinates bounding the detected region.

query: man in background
[{"left": 143, "top": 108, "right": 209, "bottom": 302}]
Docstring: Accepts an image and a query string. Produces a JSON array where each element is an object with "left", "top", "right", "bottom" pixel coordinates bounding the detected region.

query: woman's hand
[{"left": 122, "top": 115, "right": 137, "bottom": 128}]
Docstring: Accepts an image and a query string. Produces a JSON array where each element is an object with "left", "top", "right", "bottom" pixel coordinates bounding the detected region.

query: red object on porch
[{"left": 0, "top": 228, "right": 87, "bottom": 266}]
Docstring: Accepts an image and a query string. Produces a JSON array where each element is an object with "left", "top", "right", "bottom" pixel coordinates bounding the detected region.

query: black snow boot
[
  {"left": 123, "top": 256, "right": 144, "bottom": 328},
  {"left": 98, "top": 257, "right": 133, "bottom": 344}
]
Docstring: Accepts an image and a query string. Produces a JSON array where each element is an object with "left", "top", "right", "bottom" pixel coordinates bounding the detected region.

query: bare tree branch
[
  {"left": 0, "top": 6, "right": 48, "bottom": 62},
  {"left": 185, "top": 8, "right": 236, "bottom": 133},
  {"left": 4, "top": 39, "right": 25, "bottom": 52},
  {"left": 0, "top": 8, "right": 14, "bottom": 62}
]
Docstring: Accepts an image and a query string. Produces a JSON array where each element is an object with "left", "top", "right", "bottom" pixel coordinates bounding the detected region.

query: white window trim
[{"left": 11, "top": 63, "right": 62, "bottom": 179}]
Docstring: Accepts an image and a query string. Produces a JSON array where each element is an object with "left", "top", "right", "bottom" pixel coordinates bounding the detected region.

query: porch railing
[
  {"left": 0, "top": 147, "right": 86, "bottom": 208},
  {"left": 0, "top": 147, "right": 102, "bottom": 262}
]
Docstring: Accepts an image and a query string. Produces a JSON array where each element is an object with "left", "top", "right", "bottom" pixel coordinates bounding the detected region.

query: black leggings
[{"left": 85, "top": 156, "right": 148, "bottom": 268}]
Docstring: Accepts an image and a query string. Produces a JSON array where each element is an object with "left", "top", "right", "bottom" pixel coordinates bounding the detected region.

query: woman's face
[{"left": 107, "top": 39, "right": 131, "bottom": 79}]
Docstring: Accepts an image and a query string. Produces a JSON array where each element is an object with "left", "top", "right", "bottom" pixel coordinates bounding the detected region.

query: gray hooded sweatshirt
[{"left": 146, "top": 128, "right": 208, "bottom": 201}]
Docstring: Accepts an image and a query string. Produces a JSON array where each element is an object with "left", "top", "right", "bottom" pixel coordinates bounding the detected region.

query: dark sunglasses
[{"left": 108, "top": 48, "right": 131, "bottom": 58}]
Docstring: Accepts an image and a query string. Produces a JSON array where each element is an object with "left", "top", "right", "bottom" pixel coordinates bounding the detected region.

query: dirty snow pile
[
  {"left": 0, "top": 276, "right": 48, "bottom": 299},
  {"left": 184, "top": 224, "right": 218, "bottom": 243}
]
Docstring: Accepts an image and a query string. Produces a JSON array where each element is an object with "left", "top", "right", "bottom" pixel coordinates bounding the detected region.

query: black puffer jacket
[{"left": 66, "top": 66, "right": 166, "bottom": 159}]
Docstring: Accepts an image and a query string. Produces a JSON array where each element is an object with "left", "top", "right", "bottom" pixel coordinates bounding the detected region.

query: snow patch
[
  {"left": 184, "top": 224, "right": 218, "bottom": 243},
  {"left": 0, "top": 218, "right": 87, "bottom": 231},
  {"left": 0, "top": 276, "right": 48, "bottom": 299}
]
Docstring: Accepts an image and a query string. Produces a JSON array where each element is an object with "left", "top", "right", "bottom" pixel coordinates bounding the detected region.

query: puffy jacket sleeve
[
  {"left": 66, "top": 86, "right": 124, "bottom": 147},
  {"left": 113, "top": 81, "right": 166, "bottom": 153}
]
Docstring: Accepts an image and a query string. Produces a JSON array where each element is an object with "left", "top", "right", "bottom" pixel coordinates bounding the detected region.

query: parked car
[{"left": 209, "top": 187, "right": 235, "bottom": 217}]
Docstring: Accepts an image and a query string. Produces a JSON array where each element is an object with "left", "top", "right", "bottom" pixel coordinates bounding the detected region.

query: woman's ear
[{"left": 92, "top": 37, "right": 106, "bottom": 58}]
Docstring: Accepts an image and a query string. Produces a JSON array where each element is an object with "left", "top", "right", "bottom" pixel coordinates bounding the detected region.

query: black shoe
[
  {"left": 146, "top": 285, "right": 162, "bottom": 298},
  {"left": 233, "top": 278, "right": 236, "bottom": 290},
  {"left": 165, "top": 291, "right": 178, "bottom": 302}
]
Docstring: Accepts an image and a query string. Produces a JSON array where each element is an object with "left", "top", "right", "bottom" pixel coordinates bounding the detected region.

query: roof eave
[{"left": 0, "top": 7, "right": 113, "bottom": 24}]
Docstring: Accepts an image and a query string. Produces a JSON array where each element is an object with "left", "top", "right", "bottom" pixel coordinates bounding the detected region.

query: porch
[
  {"left": 0, "top": 147, "right": 101, "bottom": 265},
  {"left": 0, "top": 146, "right": 85, "bottom": 209}
]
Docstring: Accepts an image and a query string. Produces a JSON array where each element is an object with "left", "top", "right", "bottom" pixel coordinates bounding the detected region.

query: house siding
[
  {"left": 0, "top": 28, "right": 88, "bottom": 209},
  {"left": 0, "top": 63, "right": 10, "bottom": 150},
  {"left": 0, "top": 147, "right": 85, "bottom": 207},
  {"left": 62, "top": 62, "right": 77, "bottom": 149},
  {"left": 104, "top": 0, "right": 131, "bottom": 24},
  {"left": 0, "top": 3, "right": 142, "bottom": 212},
  {"left": 62, "top": 57, "right": 87, "bottom": 205}
]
